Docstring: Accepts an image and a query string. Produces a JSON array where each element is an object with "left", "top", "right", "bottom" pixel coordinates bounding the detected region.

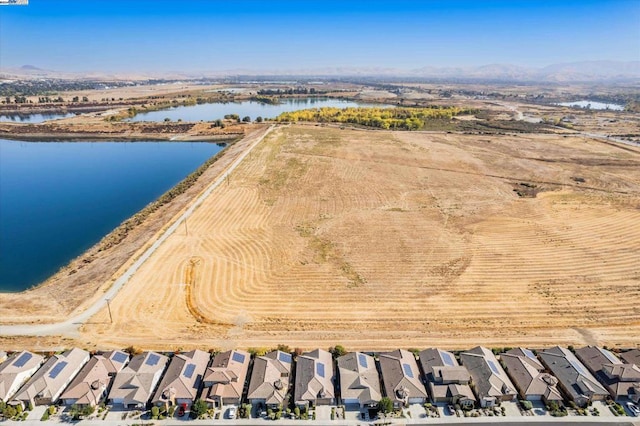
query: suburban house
[
  {"left": 575, "top": 346, "right": 640, "bottom": 403},
  {"left": 337, "top": 352, "right": 381, "bottom": 409},
  {"left": 61, "top": 350, "right": 129, "bottom": 407},
  {"left": 107, "top": 351, "right": 169, "bottom": 409},
  {"left": 459, "top": 346, "right": 516, "bottom": 407},
  {"left": 203, "top": 350, "right": 250, "bottom": 408},
  {"left": 419, "top": 348, "right": 475, "bottom": 409},
  {"left": 500, "top": 348, "right": 563, "bottom": 403},
  {"left": 151, "top": 349, "right": 210, "bottom": 410},
  {"left": 247, "top": 350, "right": 292, "bottom": 409},
  {"left": 620, "top": 349, "right": 640, "bottom": 367},
  {"left": 11, "top": 348, "right": 90, "bottom": 408},
  {"left": 539, "top": 346, "right": 609, "bottom": 407},
  {"left": 378, "top": 349, "right": 428, "bottom": 408},
  {"left": 0, "top": 351, "right": 45, "bottom": 403},
  {"left": 294, "top": 349, "right": 335, "bottom": 407}
]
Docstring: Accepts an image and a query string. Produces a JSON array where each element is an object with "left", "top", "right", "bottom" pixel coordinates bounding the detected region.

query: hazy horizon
[{"left": 0, "top": 0, "right": 638, "bottom": 75}]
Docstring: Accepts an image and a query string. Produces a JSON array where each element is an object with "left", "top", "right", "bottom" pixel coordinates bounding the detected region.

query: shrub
[
  {"left": 151, "top": 406, "right": 160, "bottom": 419},
  {"left": 294, "top": 407, "right": 300, "bottom": 419},
  {"left": 47, "top": 406, "right": 55, "bottom": 416}
]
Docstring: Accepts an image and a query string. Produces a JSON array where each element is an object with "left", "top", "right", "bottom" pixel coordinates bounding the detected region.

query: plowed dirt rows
[{"left": 80, "top": 126, "right": 640, "bottom": 350}]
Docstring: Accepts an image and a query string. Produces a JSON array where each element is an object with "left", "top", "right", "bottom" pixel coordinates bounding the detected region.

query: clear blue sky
[{"left": 0, "top": 0, "right": 638, "bottom": 73}]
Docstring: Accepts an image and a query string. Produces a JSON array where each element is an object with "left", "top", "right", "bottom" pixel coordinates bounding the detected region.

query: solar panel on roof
[
  {"left": 49, "top": 361, "right": 68, "bottom": 379},
  {"left": 441, "top": 351, "right": 455, "bottom": 367},
  {"left": 569, "top": 359, "right": 587, "bottom": 375},
  {"left": 402, "top": 363, "right": 414, "bottom": 378},
  {"left": 601, "top": 348, "right": 620, "bottom": 364},
  {"left": 232, "top": 352, "right": 246, "bottom": 364},
  {"left": 358, "top": 353, "right": 368, "bottom": 369},
  {"left": 111, "top": 352, "right": 128, "bottom": 364},
  {"left": 146, "top": 353, "right": 160, "bottom": 366},
  {"left": 487, "top": 360, "right": 500, "bottom": 375},
  {"left": 522, "top": 349, "right": 536, "bottom": 360},
  {"left": 13, "top": 352, "right": 33, "bottom": 368},
  {"left": 278, "top": 352, "right": 292, "bottom": 364},
  {"left": 184, "top": 364, "right": 196, "bottom": 379},
  {"left": 316, "top": 362, "right": 325, "bottom": 378}
]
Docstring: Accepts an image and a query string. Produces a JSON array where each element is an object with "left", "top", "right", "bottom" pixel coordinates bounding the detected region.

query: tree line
[{"left": 276, "top": 106, "right": 474, "bottom": 130}]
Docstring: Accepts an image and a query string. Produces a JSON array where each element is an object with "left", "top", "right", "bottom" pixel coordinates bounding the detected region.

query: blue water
[
  {"left": 0, "top": 112, "right": 77, "bottom": 123},
  {"left": 0, "top": 139, "right": 224, "bottom": 292},
  {"left": 128, "top": 98, "right": 381, "bottom": 122}
]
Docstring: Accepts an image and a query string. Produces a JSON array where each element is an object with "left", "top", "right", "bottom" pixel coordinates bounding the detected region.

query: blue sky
[{"left": 0, "top": 0, "right": 638, "bottom": 73}]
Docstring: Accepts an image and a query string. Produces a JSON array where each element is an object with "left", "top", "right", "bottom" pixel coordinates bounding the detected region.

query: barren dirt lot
[{"left": 66, "top": 124, "right": 639, "bottom": 351}]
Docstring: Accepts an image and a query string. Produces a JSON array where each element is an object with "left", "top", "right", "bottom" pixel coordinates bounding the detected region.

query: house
[
  {"left": 151, "top": 349, "right": 210, "bottom": 410},
  {"left": 419, "top": 348, "right": 475, "bottom": 409},
  {"left": 539, "top": 346, "right": 609, "bottom": 407},
  {"left": 337, "top": 352, "right": 381, "bottom": 409},
  {"left": 247, "top": 350, "right": 292, "bottom": 409},
  {"left": 501, "top": 348, "right": 563, "bottom": 403},
  {"left": 459, "top": 346, "right": 516, "bottom": 407},
  {"left": 203, "top": 350, "right": 250, "bottom": 408},
  {"left": 620, "top": 349, "right": 640, "bottom": 367},
  {"left": 575, "top": 346, "right": 640, "bottom": 403},
  {"left": 294, "top": 349, "right": 335, "bottom": 407},
  {"left": 107, "top": 351, "right": 169, "bottom": 409},
  {"left": 11, "top": 348, "right": 90, "bottom": 408},
  {"left": 60, "top": 350, "right": 129, "bottom": 407},
  {"left": 0, "top": 351, "right": 45, "bottom": 403},
  {"left": 378, "top": 349, "right": 427, "bottom": 408}
]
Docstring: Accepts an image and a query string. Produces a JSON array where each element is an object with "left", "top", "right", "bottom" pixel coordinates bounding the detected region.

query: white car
[
  {"left": 627, "top": 402, "right": 640, "bottom": 417},
  {"left": 226, "top": 406, "right": 237, "bottom": 419}
]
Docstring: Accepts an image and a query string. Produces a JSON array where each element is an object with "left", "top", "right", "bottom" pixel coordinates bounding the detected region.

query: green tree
[
  {"left": 330, "top": 345, "right": 347, "bottom": 358},
  {"left": 378, "top": 397, "right": 393, "bottom": 414},
  {"left": 242, "top": 116, "right": 251, "bottom": 122},
  {"left": 190, "top": 399, "right": 208, "bottom": 419},
  {"left": 255, "top": 116, "right": 263, "bottom": 123}
]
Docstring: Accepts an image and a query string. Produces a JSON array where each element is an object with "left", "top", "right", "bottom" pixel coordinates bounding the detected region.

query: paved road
[{"left": 0, "top": 125, "right": 275, "bottom": 338}]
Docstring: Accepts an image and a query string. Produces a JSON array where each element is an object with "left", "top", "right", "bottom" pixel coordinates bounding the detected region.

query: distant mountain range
[{"left": 1, "top": 61, "right": 638, "bottom": 83}]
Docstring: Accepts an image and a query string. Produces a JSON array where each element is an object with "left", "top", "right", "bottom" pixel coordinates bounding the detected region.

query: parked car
[
  {"left": 177, "top": 403, "right": 187, "bottom": 417},
  {"left": 227, "top": 406, "right": 237, "bottom": 419},
  {"left": 627, "top": 402, "right": 640, "bottom": 417},
  {"left": 447, "top": 404, "right": 456, "bottom": 415}
]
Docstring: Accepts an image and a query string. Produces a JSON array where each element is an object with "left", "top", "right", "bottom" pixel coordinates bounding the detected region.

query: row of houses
[{"left": 0, "top": 346, "right": 638, "bottom": 413}]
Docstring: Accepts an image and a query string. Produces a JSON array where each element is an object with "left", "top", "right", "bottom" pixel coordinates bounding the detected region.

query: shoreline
[
  {"left": 0, "top": 132, "right": 242, "bottom": 142},
  {"left": 0, "top": 126, "right": 269, "bottom": 324}
]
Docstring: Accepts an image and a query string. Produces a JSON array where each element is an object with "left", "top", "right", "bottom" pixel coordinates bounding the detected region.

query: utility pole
[{"left": 106, "top": 299, "right": 113, "bottom": 324}]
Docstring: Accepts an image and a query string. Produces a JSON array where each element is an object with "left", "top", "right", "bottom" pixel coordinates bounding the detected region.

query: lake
[
  {"left": 128, "top": 97, "right": 381, "bottom": 122},
  {"left": 0, "top": 111, "right": 77, "bottom": 123},
  {"left": 556, "top": 100, "right": 624, "bottom": 111},
  {"left": 0, "top": 139, "right": 224, "bottom": 292}
]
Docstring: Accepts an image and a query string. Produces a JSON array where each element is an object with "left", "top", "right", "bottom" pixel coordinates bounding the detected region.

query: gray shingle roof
[
  {"left": 247, "top": 351, "right": 292, "bottom": 406},
  {"left": 337, "top": 352, "right": 381, "bottom": 406},
  {"left": 460, "top": 347, "right": 516, "bottom": 402},
  {"left": 575, "top": 346, "right": 640, "bottom": 400},
  {"left": 502, "top": 349, "right": 563, "bottom": 402},
  {"left": 152, "top": 350, "right": 210, "bottom": 405},
  {"left": 294, "top": 349, "right": 334, "bottom": 405},
  {"left": 379, "top": 349, "right": 427, "bottom": 404},
  {"left": 539, "top": 346, "right": 608, "bottom": 404},
  {"left": 108, "top": 351, "right": 169, "bottom": 406}
]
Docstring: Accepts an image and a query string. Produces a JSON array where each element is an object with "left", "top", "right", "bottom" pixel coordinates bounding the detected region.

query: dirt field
[{"left": 62, "top": 124, "right": 640, "bottom": 352}]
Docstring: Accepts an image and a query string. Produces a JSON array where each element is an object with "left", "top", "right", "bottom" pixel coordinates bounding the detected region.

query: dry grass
[{"left": 75, "top": 125, "right": 640, "bottom": 351}]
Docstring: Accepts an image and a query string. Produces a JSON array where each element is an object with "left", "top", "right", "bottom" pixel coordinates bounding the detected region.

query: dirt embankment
[{"left": 0, "top": 125, "right": 270, "bottom": 325}]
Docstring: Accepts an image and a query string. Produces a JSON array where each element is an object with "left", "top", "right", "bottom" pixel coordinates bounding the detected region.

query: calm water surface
[
  {"left": 556, "top": 100, "right": 624, "bottom": 111},
  {"left": 0, "top": 139, "right": 223, "bottom": 292},
  {"left": 128, "top": 98, "right": 381, "bottom": 122},
  {"left": 0, "top": 112, "right": 77, "bottom": 123}
]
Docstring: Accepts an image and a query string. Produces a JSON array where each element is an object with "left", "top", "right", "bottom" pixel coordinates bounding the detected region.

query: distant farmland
[{"left": 79, "top": 125, "right": 640, "bottom": 350}]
